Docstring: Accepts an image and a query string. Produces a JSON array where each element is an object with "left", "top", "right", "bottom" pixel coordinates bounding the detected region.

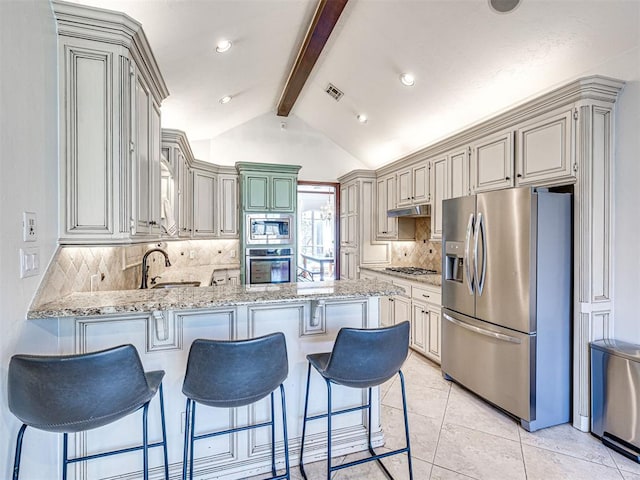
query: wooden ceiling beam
[{"left": 277, "top": 0, "right": 349, "bottom": 117}]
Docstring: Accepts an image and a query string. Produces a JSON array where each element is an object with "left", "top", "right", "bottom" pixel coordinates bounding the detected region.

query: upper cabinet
[
  {"left": 470, "top": 129, "right": 514, "bottom": 194},
  {"left": 376, "top": 174, "right": 397, "bottom": 239},
  {"left": 236, "top": 163, "right": 301, "bottom": 214},
  {"left": 397, "top": 162, "right": 430, "bottom": 206},
  {"left": 54, "top": 1, "right": 169, "bottom": 244},
  {"left": 515, "top": 107, "right": 575, "bottom": 187},
  {"left": 163, "top": 129, "right": 239, "bottom": 240}
]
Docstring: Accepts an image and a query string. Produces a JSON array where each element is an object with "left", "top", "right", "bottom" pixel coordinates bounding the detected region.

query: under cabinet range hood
[{"left": 387, "top": 204, "right": 431, "bottom": 217}]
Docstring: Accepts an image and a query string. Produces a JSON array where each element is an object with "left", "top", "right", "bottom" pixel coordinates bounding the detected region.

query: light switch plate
[
  {"left": 20, "top": 247, "right": 39, "bottom": 278},
  {"left": 23, "top": 212, "right": 37, "bottom": 242}
]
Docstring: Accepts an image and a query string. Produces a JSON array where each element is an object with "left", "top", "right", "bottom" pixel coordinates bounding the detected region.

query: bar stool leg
[
  {"left": 326, "top": 380, "right": 332, "bottom": 480},
  {"left": 280, "top": 384, "right": 291, "bottom": 480},
  {"left": 182, "top": 398, "right": 192, "bottom": 480},
  {"left": 399, "top": 370, "right": 413, "bottom": 480},
  {"left": 62, "top": 432, "right": 68, "bottom": 480},
  {"left": 189, "top": 401, "right": 197, "bottom": 480},
  {"left": 299, "top": 363, "right": 312, "bottom": 480},
  {"left": 12, "top": 424, "right": 27, "bottom": 480},
  {"left": 270, "top": 391, "right": 277, "bottom": 476},
  {"left": 142, "top": 403, "right": 150, "bottom": 480},
  {"left": 159, "top": 383, "right": 169, "bottom": 480}
]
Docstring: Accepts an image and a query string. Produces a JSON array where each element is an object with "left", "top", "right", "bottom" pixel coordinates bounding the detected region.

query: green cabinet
[{"left": 237, "top": 163, "right": 301, "bottom": 213}]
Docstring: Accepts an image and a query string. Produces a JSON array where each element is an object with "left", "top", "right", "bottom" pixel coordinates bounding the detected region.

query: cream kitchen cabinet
[
  {"left": 192, "top": 164, "right": 217, "bottom": 237},
  {"left": 162, "top": 130, "right": 194, "bottom": 238},
  {"left": 338, "top": 171, "right": 390, "bottom": 279},
  {"left": 397, "top": 162, "right": 430, "bottom": 206},
  {"left": 218, "top": 174, "right": 239, "bottom": 237},
  {"left": 430, "top": 155, "right": 448, "bottom": 240},
  {"left": 376, "top": 174, "right": 397, "bottom": 239},
  {"left": 515, "top": 107, "right": 576, "bottom": 187},
  {"left": 430, "top": 147, "right": 469, "bottom": 240},
  {"left": 410, "top": 284, "right": 441, "bottom": 363},
  {"left": 55, "top": 2, "right": 169, "bottom": 244},
  {"left": 470, "top": 129, "right": 514, "bottom": 194}
]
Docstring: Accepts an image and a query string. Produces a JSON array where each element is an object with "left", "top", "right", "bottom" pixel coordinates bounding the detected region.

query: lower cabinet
[{"left": 361, "top": 270, "right": 441, "bottom": 363}]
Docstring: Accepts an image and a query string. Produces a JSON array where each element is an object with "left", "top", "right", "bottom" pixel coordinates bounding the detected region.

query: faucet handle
[{"left": 150, "top": 275, "right": 162, "bottom": 285}]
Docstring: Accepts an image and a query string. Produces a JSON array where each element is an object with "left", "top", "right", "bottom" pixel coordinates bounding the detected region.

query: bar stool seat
[
  {"left": 299, "top": 321, "right": 413, "bottom": 480},
  {"left": 8, "top": 344, "right": 168, "bottom": 480},
  {"left": 182, "top": 332, "right": 290, "bottom": 480}
]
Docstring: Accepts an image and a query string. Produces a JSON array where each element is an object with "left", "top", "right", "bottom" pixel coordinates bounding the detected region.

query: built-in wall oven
[
  {"left": 246, "top": 214, "right": 293, "bottom": 245},
  {"left": 245, "top": 248, "right": 293, "bottom": 284}
]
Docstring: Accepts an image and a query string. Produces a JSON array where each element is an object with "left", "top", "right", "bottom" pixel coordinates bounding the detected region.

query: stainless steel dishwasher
[{"left": 591, "top": 339, "right": 640, "bottom": 462}]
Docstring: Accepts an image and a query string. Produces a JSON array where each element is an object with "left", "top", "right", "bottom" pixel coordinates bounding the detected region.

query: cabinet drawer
[
  {"left": 392, "top": 279, "right": 411, "bottom": 298},
  {"left": 412, "top": 285, "right": 441, "bottom": 305}
]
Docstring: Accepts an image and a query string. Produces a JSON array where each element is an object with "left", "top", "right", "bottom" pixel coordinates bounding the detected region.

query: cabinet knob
[
  {"left": 505, "top": 176, "right": 510, "bottom": 181},
  {"left": 517, "top": 173, "right": 522, "bottom": 178},
  {"left": 423, "top": 294, "right": 430, "bottom": 298},
  {"left": 149, "top": 220, "right": 157, "bottom": 226}
]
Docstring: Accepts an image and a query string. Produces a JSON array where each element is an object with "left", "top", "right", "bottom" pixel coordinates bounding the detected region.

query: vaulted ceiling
[{"left": 63, "top": 0, "right": 639, "bottom": 169}]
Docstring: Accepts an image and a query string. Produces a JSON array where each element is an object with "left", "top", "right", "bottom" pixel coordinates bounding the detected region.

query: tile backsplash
[
  {"left": 33, "top": 239, "right": 240, "bottom": 307},
  {"left": 389, "top": 218, "right": 442, "bottom": 271}
]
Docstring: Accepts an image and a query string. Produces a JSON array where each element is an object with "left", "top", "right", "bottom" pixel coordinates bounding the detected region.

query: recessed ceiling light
[
  {"left": 488, "top": 0, "right": 521, "bottom": 14},
  {"left": 216, "top": 39, "right": 232, "bottom": 53},
  {"left": 219, "top": 95, "right": 232, "bottom": 104},
  {"left": 357, "top": 114, "right": 368, "bottom": 124},
  {"left": 400, "top": 73, "right": 415, "bottom": 87}
]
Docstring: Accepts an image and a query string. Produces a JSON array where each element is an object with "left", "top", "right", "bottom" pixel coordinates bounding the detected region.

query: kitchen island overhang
[{"left": 26, "top": 279, "right": 403, "bottom": 480}]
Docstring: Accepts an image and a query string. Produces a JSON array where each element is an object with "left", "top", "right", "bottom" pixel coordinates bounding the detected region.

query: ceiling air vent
[{"left": 325, "top": 83, "right": 344, "bottom": 101}]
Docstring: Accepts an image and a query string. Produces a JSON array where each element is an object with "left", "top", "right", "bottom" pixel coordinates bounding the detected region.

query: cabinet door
[
  {"left": 516, "top": 108, "right": 575, "bottom": 187},
  {"left": 193, "top": 170, "right": 216, "bottom": 237},
  {"left": 430, "top": 156, "right": 448, "bottom": 240},
  {"left": 427, "top": 306, "right": 441, "bottom": 362},
  {"left": 149, "top": 101, "right": 162, "bottom": 235},
  {"left": 449, "top": 148, "right": 469, "bottom": 199},
  {"left": 244, "top": 175, "right": 269, "bottom": 211},
  {"left": 347, "top": 183, "right": 358, "bottom": 215},
  {"left": 396, "top": 168, "right": 412, "bottom": 206},
  {"left": 178, "top": 154, "right": 192, "bottom": 237},
  {"left": 470, "top": 130, "right": 514, "bottom": 193},
  {"left": 380, "top": 296, "right": 393, "bottom": 327},
  {"left": 376, "top": 175, "right": 396, "bottom": 238},
  {"left": 133, "top": 73, "right": 152, "bottom": 234},
  {"left": 393, "top": 295, "right": 411, "bottom": 326},
  {"left": 410, "top": 301, "right": 427, "bottom": 353},
  {"left": 218, "top": 175, "right": 238, "bottom": 237},
  {"left": 271, "top": 176, "right": 295, "bottom": 212},
  {"left": 412, "top": 162, "right": 430, "bottom": 203},
  {"left": 340, "top": 249, "right": 357, "bottom": 280}
]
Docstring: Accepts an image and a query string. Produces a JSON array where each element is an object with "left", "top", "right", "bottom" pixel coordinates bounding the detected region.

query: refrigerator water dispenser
[{"left": 445, "top": 241, "right": 465, "bottom": 283}]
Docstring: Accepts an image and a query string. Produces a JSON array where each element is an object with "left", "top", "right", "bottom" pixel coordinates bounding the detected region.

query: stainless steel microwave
[{"left": 246, "top": 214, "right": 293, "bottom": 245}]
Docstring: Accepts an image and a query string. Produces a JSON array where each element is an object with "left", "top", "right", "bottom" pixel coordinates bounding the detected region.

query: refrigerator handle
[
  {"left": 443, "top": 313, "right": 522, "bottom": 344},
  {"left": 477, "top": 212, "right": 487, "bottom": 296},
  {"left": 473, "top": 212, "right": 481, "bottom": 295},
  {"left": 464, "top": 213, "right": 474, "bottom": 295}
]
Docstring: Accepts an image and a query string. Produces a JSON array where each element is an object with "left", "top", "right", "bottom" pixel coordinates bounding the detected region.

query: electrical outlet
[
  {"left": 230, "top": 249, "right": 236, "bottom": 258},
  {"left": 23, "top": 212, "right": 37, "bottom": 242},
  {"left": 90, "top": 274, "right": 100, "bottom": 292},
  {"left": 189, "top": 250, "right": 195, "bottom": 259}
]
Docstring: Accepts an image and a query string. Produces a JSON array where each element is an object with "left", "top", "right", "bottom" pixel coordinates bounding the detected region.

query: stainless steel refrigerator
[{"left": 441, "top": 187, "right": 571, "bottom": 432}]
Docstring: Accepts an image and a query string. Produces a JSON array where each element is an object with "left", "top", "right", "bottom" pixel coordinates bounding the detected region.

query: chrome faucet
[{"left": 140, "top": 248, "right": 171, "bottom": 289}]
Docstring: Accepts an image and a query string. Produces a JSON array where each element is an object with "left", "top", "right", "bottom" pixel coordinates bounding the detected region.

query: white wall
[
  {"left": 612, "top": 51, "right": 640, "bottom": 342},
  {"left": 0, "top": 1, "right": 60, "bottom": 478},
  {"left": 190, "top": 112, "right": 369, "bottom": 182}
]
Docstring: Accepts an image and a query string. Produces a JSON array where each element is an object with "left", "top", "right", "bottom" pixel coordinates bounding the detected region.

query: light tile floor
[{"left": 286, "top": 351, "right": 640, "bottom": 480}]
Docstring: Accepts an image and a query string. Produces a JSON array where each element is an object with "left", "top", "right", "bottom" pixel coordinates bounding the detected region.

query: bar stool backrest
[
  {"left": 8, "top": 344, "right": 154, "bottom": 433},
  {"left": 182, "top": 332, "right": 288, "bottom": 408},
  {"left": 324, "top": 321, "right": 410, "bottom": 388}
]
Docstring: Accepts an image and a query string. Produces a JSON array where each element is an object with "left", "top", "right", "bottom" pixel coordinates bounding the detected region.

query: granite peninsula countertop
[
  {"left": 359, "top": 266, "right": 442, "bottom": 287},
  {"left": 28, "top": 279, "right": 403, "bottom": 319}
]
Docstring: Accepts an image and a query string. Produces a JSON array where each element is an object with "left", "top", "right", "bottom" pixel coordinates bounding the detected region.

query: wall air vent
[{"left": 325, "top": 83, "right": 344, "bottom": 101}]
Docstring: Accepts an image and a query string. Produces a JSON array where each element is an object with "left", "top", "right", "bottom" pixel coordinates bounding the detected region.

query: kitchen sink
[{"left": 150, "top": 281, "right": 201, "bottom": 289}]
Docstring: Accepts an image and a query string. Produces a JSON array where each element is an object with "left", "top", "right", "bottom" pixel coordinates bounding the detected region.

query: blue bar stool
[
  {"left": 299, "top": 321, "right": 413, "bottom": 480},
  {"left": 8, "top": 344, "right": 168, "bottom": 480},
  {"left": 181, "top": 332, "right": 290, "bottom": 480}
]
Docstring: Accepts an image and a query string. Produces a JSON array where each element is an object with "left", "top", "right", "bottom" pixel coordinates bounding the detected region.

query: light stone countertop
[
  {"left": 359, "top": 266, "right": 442, "bottom": 287},
  {"left": 28, "top": 279, "right": 403, "bottom": 319}
]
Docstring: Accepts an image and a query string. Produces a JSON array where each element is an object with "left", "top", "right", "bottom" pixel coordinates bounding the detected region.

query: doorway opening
[{"left": 297, "top": 182, "right": 338, "bottom": 282}]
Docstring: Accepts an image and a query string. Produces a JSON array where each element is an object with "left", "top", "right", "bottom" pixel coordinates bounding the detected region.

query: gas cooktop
[{"left": 384, "top": 267, "right": 438, "bottom": 275}]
